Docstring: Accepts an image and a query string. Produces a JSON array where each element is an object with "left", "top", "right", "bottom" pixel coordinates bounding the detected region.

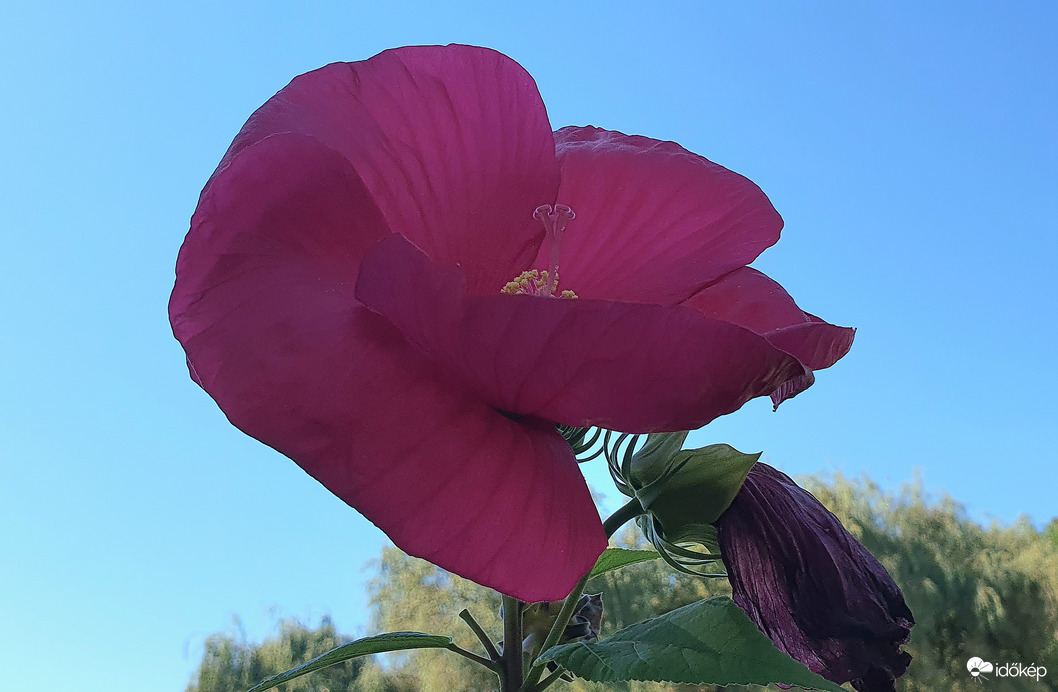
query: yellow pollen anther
[{"left": 500, "top": 269, "right": 578, "bottom": 299}]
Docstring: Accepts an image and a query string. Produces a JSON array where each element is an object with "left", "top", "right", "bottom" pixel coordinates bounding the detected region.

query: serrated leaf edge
[{"left": 539, "top": 598, "right": 846, "bottom": 692}]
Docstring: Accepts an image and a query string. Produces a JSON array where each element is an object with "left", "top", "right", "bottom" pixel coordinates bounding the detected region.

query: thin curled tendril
[
  {"left": 557, "top": 424, "right": 727, "bottom": 578},
  {"left": 557, "top": 426, "right": 642, "bottom": 491},
  {"left": 636, "top": 517, "right": 727, "bottom": 578}
]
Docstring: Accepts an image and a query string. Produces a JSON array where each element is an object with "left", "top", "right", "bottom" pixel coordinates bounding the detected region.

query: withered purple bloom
[{"left": 715, "top": 463, "right": 914, "bottom": 692}]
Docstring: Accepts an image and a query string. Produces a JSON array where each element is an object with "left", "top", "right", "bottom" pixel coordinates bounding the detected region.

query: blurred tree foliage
[
  {"left": 806, "top": 476, "right": 1058, "bottom": 692},
  {"left": 186, "top": 616, "right": 368, "bottom": 692},
  {"left": 188, "top": 475, "right": 1058, "bottom": 692}
]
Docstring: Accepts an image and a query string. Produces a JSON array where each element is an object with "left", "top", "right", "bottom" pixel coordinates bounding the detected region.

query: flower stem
[
  {"left": 519, "top": 573, "right": 588, "bottom": 692},
  {"left": 501, "top": 594, "right": 524, "bottom": 691},
  {"left": 520, "top": 497, "right": 646, "bottom": 690},
  {"left": 602, "top": 496, "right": 644, "bottom": 538}
]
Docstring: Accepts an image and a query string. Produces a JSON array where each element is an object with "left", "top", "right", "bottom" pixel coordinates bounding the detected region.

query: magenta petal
[
  {"left": 683, "top": 268, "right": 855, "bottom": 370},
  {"left": 767, "top": 317, "right": 857, "bottom": 371},
  {"left": 356, "top": 234, "right": 809, "bottom": 432},
  {"left": 219, "top": 44, "right": 560, "bottom": 294},
  {"left": 768, "top": 370, "right": 816, "bottom": 410},
  {"left": 170, "top": 136, "right": 604, "bottom": 601},
  {"left": 537, "top": 126, "right": 783, "bottom": 305}
]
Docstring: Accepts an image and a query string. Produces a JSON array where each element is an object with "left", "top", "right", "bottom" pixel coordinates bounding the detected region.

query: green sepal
[
  {"left": 631, "top": 443, "right": 761, "bottom": 529},
  {"left": 245, "top": 632, "right": 456, "bottom": 692},
  {"left": 538, "top": 597, "right": 846, "bottom": 691}
]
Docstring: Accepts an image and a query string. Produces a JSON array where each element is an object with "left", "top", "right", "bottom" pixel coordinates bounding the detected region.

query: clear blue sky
[{"left": 2, "top": 2, "right": 1056, "bottom": 690}]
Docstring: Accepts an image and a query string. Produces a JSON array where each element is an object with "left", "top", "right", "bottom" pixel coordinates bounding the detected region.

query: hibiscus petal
[
  {"left": 682, "top": 267, "right": 855, "bottom": 370},
  {"left": 535, "top": 126, "right": 783, "bottom": 305},
  {"left": 170, "top": 135, "right": 604, "bottom": 601},
  {"left": 716, "top": 464, "right": 914, "bottom": 692},
  {"left": 217, "top": 44, "right": 560, "bottom": 294},
  {"left": 766, "top": 317, "right": 856, "bottom": 371},
  {"left": 767, "top": 369, "right": 817, "bottom": 410},
  {"left": 356, "top": 234, "right": 809, "bottom": 433}
]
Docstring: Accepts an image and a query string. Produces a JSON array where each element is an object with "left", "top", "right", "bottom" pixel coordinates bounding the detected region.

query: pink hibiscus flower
[{"left": 169, "top": 44, "right": 854, "bottom": 601}]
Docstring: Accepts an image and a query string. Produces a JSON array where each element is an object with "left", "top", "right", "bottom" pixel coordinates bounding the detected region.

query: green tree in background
[
  {"left": 186, "top": 617, "right": 369, "bottom": 692},
  {"left": 188, "top": 475, "right": 1058, "bottom": 692},
  {"left": 807, "top": 476, "right": 1058, "bottom": 692},
  {"left": 1045, "top": 519, "right": 1058, "bottom": 549},
  {"left": 359, "top": 546, "right": 502, "bottom": 692}
]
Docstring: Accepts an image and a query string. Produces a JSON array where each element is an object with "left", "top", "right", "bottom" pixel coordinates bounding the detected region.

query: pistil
[
  {"left": 501, "top": 204, "right": 577, "bottom": 298},
  {"left": 533, "top": 204, "right": 575, "bottom": 294}
]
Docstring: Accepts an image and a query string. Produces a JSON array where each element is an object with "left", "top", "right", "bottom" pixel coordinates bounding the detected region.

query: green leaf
[
  {"left": 245, "top": 632, "right": 455, "bottom": 692},
  {"left": 538, "top": 597, "right": 846, "bottom": 691},
  {"left": 588, "top": 547, "right": 660, "bottom": 578}
]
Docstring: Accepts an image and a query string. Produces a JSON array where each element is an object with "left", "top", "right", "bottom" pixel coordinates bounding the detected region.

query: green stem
[
  {"left": 446, "top": 642, "right": 501, "bottom": 672},
  {"left": 501, "top": 594, "right": 524, "bottom": 691},
  {"left": 602, "top": 496, "right": 644, "bottom": 538},
  {"left": 459, "top": 608, "right": 501, "bottom": 662},
  {"left": 527, "top": 666, "right": 567, "bottom": 692},
  {"left": 520, "top": 497, "right": 646, "bottom": 690},
  {"left": 519, "top": 572, "right": 586, "bottom": 692}
]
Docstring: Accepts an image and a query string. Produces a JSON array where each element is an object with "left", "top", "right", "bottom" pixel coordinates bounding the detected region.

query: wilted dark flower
[{"left": 715, "top": 463, "right": 914, "bottom": 692}]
